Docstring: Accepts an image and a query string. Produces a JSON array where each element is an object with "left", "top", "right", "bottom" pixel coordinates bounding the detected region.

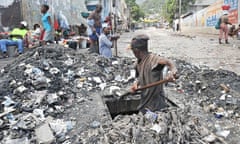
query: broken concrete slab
[{"left": 35, "top": 118, "right": 55, "bottom": 144}]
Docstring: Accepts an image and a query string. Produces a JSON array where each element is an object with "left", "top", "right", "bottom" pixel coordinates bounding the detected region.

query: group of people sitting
[
  {"left": 0, "top": 20, "right": 88, "bottom": 58},
  {"left": 0, "top": 21, "right": 45, "bottom": 58}
]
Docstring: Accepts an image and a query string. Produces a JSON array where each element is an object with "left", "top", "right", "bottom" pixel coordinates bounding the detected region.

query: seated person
[
  {"left": 78, "top": 24, "right": 87, "bottom": 36},
  {"left": 29, "top": 23, "right": 41, "bottom": 47},
  {"left": 0, "top": 21, "right": 28, "bottom": 57},
  {"left": 32, "top": 24, "right": 41, "bottom": 40},
  {"left": 54, "top": 28, "right": 62, "bottom": 44},
  {"left": 228, "top": 25, "right": 236, "bottom": 37},
  {"left": 236, "top": 24, "right": 240, "bottom": 39}
]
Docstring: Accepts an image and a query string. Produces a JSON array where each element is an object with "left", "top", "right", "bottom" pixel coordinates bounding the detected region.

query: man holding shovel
[{"left": 130, "top": 34, "right": 177, "bottom": 114}]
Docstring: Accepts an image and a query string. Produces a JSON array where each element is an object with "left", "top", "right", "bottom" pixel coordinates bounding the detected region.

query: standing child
[{"left": 41, "top": 4, "right": 53, "bottom": 45}]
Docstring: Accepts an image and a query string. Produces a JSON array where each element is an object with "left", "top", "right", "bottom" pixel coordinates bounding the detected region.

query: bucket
[
  {"left": 81, "top": 39, "right": 87, "bottom": 49},
  {"left": 7, "top": 46, "right": 17, "bottom": 57}
]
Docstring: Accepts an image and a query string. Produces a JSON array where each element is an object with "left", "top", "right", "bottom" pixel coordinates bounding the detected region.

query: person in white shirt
[{"left": 99, "top": 23, "right": 113, "bottom": 58}]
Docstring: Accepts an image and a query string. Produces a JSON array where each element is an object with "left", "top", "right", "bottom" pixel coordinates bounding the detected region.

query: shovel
[{"left": 116, "top": 78, "right": 172, "bottom": 99}]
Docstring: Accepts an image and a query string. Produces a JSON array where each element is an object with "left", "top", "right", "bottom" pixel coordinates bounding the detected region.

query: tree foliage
[
  {"left": 139, "top": 0, "right": 195, "bottom": 24},
  {"left": 141, "top": 0, "right": 165, "bottom": 16},
  {"left": 162, "top": 0, "right": 177, "bottom": 24},
  {"left": 125, "top": 0, "right": 145, "bottom": 21}
]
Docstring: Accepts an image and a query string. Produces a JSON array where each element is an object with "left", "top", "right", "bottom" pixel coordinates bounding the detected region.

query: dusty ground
[{"left": 117, "top": 27, "right": 240, "bottom": 75}]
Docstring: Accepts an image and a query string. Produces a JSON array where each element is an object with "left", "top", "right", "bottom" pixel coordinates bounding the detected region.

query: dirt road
[{"left": 117, "top": 27, "right": 240, "bottom": 74}]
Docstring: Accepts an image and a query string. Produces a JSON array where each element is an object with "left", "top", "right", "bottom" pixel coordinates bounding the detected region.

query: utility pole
[
  {"left": 179, "top": 0, "right": 181, "bottom": 31},
  {"left": 112, "top": 0, "right": 118, "bottom": 57}
]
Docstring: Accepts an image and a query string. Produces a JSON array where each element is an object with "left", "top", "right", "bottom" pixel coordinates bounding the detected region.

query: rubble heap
[
  {"left": 80, "top": 107, "right": 227, "bottom": 144},
  {"left": 0, "top": 46, "right": 135, "bottom": 143},
  {"left": 0, "top": 45, "right": 239, "bottom": 143},
  {"left": 175, "top": 59, "right": 240, "bottom": 119},
  {"left": 79, "top": 60, "right": 240, "bottom": 143}
]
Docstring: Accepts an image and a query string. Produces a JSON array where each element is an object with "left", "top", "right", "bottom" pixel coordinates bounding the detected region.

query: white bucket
[{"left": 81, "top": 39, "right": 87, "bottom": 49}]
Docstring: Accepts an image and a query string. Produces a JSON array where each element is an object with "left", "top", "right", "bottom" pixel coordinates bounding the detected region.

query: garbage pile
[
  {"left": 0, "top": 45, "right": 239, "bottom": 143},
  {"left": 80, "top": 107, "right": 228, "bottom": 144},
  {"left": 79, "top": 59, "right": 240, "bottom": 144},
  {"left": 173, "top": 60, "right": 240, "bottom": 143},
  {"left": 175, "top": 59, "right": 240, "bottom": 119},
  {"left": 0, "top": 46, "right": 136, "bottom": 143}
]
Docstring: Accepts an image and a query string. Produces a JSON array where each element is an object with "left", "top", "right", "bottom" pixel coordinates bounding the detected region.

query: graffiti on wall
[
  {"left": 206, "top": 0, "right": 223, "bottom": 27},
  {"left": 181, "top": 0, "right": 224, "bottom": 28},
  {"left": 182, "top": 0, "right": 239, "bottom": 28},
  {"left": 196, "top": 9, "right": 206, "bottom": 27},
  {"left": 224, "top": 0, "right": 238, "bottom": 24}
]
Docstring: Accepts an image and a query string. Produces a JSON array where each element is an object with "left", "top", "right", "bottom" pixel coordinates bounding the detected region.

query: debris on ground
[{"left": 0, "top": 45, "right": 239, "bottom": 143}]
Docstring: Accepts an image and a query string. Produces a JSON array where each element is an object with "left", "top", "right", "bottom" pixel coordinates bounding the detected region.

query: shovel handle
[
  {"left": 136, "top": 79, "right": 169, "bottom": 91},
  {"left": 135, "top": 74, "right": 179, "bottom": 91}
]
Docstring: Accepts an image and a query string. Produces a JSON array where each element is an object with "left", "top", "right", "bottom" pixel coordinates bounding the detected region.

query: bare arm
[
  {"left": 158, "top": 58, "right": 178, "bottom": 80},
  {"left": 87, "top": 13, "right": 96, "bottom": 33}
]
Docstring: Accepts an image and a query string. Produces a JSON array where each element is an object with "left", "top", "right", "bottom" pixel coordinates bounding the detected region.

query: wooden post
[
  {"left": 114, "top": 40, "right": 118, "bottom": 56},
  {"left": 179, "top": 0, "right": 182, "bottom": 32},
  {"left": 113, "top": 0, "right": 118, "bottom": 57}
]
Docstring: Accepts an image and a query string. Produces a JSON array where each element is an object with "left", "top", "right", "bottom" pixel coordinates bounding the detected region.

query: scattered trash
[
  {"left": 17, "top": 114, "right": 38, "bottom": 130},
  {"left": 150, "top": 124, "right": 162, "bottom": 133},
  {"left": 5, "top": 137, "right": 30, "bottom": 144},
  {"left": 2, "top": 96, "right": 15, "bottom": 107},
  {"left": 216, "top": 130, "right": 230, "bottom": 139},
  {"left": 144, "top": 109, "right": 158, "bottom": 123},
  {"left": 220, "top": 84, "right": 230, "bottom": 93},
  {"left": 203, "top": 134, "right": 216, "bottom": 142},
  {"left": 47, "top": 93, "right": 59, "bottom": 104},
  {"left": 33, "top": 109, "right": 45, "bottom": 121},
  {"left": 14, "top": 85, "right": 27, "bottom": 94},
  {"left": 90, "top": 120, "right": 101, "bottom": 129},
  {"left": 0, "top": 46, "right": 239, "bottom": 143},
  {"left": 49, "top": 67, "right": 60, "bottom": 74}
]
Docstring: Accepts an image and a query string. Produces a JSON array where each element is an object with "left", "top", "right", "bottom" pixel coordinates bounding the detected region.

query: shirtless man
[{"left": 87, "top": 4, "right": 102, "bottom": 54}]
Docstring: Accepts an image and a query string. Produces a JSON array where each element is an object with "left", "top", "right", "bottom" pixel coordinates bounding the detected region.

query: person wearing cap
[
  {"left": 130, "top": 34, "right": 177, "bottom": 113},
  {"left": 87, "top": 4, "right": 102, "bottom": 54},
  {"left": 99, "top": 23, "right": 113, "bottom": 58},
  {"left": 219, "top": 10, "right": 232, "bottom": 44},
  {"left": 0, "top": 21, "right": 28, "bottom": 57}
]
